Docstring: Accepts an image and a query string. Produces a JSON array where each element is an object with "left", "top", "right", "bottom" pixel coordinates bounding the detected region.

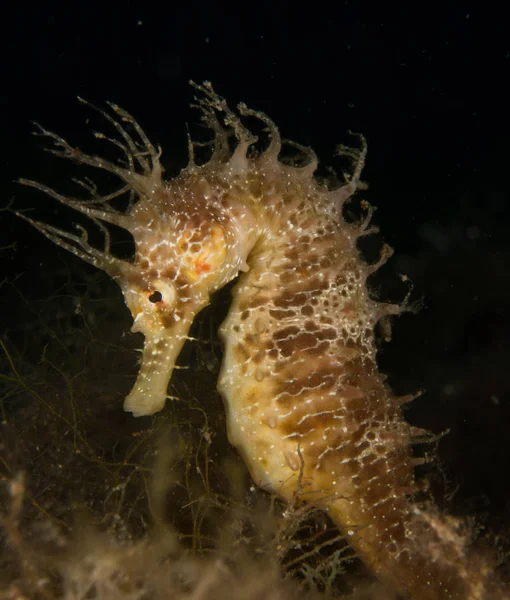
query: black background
[{"left": 1, "top": 1, "right": 509, "bottom": 545}]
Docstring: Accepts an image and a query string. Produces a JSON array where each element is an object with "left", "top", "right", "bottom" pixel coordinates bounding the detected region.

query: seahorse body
[{"left": 20, "top": 83, "right": 496, "bottom": 599}]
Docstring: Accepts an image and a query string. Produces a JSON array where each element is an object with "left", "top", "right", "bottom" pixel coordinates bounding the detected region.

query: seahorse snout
[
  {"left": 119, "top": 276, "right": 209, "bottom": 416},
  {"left": 123, "top": 315, "right": 195, "bottom": 416}
]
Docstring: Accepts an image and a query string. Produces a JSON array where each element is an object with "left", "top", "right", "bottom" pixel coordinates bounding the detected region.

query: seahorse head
[
  {"left": 19, "top": 85, "right": 262, "bottom": 417},
  {"left": 116, "top": 177, "right": 257, "bottom": 416}
]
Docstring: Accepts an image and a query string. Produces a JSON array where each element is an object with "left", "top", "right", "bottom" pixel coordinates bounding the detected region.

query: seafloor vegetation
[{"left": 1, "top": 259, "right": 398, "bottom": 599}]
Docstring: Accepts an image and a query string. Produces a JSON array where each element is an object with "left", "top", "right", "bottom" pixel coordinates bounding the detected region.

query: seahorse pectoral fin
[{"left": 123, "top": 319, "right": 191, "bottom": 417}]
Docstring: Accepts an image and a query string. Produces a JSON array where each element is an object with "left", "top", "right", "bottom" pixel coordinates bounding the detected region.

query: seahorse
[{"left": 19, "top": 82, "right": 499, "bottom": 599}]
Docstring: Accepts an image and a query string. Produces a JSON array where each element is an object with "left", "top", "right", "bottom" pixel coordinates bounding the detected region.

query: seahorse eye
[
  {"left": 148, "top": 291, "right": 163, "bottom": 303},
  {"left": 146, "top": 280, "right": 178, "bottom": 308}
]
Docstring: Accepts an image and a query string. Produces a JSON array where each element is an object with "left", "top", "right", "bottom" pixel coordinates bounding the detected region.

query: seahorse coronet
[{"left": 19, "top": 82, "right": 498, "bottom": 600}]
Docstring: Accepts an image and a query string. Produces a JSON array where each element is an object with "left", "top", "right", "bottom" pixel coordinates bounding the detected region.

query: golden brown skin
[{"left": 20, "top": 82, "right": 497, "bottom": 599}]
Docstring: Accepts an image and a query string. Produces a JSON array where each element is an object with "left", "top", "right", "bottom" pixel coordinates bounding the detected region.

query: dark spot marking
[
  {"left": 276, "top": 332, "right": 317, "bottom": 357},
  {"left": 272, "top": 325, "right": 300, "bottom": 341},
  {"left": 244, "top": 333, "right": 259, "bottom": 346},
  {"left": 235, "top": 343, "right": 250, "bottom": 362},
  {"left": 269, "top": 309, "right": 296, "bottom": 320},
  {"left": 273, "top": 291, "right": 309, "bottom": 308}
]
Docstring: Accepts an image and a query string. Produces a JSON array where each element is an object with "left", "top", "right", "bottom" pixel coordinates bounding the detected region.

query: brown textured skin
[
  {"left": 216, "top": 169, "right": 490, "bottom": 599},
  {"left": 20, "top": 83, "right": 498, "bottom": 599}
]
